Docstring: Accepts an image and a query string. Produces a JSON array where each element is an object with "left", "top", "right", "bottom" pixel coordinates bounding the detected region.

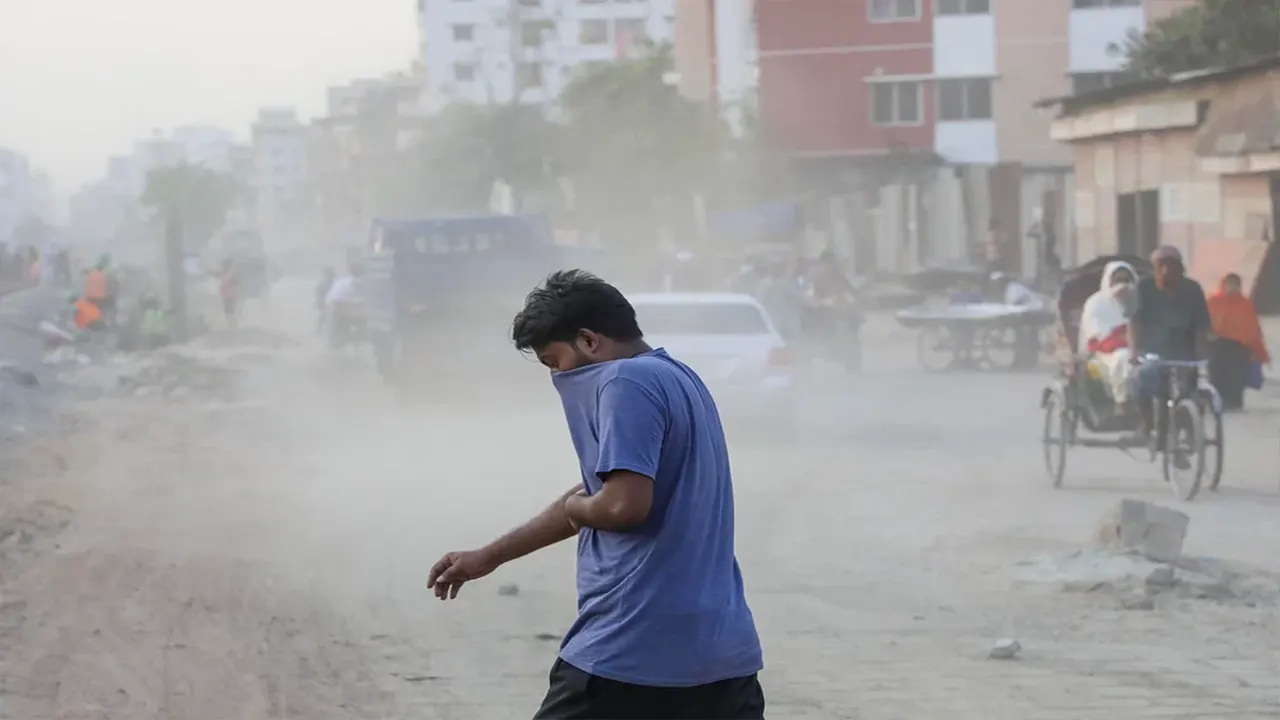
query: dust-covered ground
[{"left": 3, "top": 282, "right": 1280, "bottom": 719}]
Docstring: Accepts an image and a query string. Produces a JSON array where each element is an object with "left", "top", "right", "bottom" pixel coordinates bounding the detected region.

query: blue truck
[{"left": 363, "top": 213, "right": 604, "bottom": 387}]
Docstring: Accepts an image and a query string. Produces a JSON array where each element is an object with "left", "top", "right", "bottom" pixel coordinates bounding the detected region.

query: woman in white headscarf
[{"left": 1079, "top": 260, "right": 1139, "bottom": 405}]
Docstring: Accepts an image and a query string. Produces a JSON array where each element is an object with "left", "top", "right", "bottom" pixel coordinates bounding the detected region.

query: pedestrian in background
[
  {"left": 219, "top": 260, "right": 240, "bottom": 329},
  {"left": 315, "top": 266, "right": 335, "bottom": 334},
  {"left": 428, "top": 270, "right": 765, "bottom": 719},
  {"left": 1207, "top": 272, "right": 1270, "bottom": 411}
]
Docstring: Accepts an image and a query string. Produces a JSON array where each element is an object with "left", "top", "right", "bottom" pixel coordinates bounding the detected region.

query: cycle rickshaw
[{"left": 1040, "top": 254, "right": 1225, "bottom": 501}]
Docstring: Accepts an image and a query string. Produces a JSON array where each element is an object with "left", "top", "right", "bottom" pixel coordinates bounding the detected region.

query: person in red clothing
[
  {"left": 1207, "top": 272, "right": 1271, "bottom": 410},
  {"left": 1080, "top": 261, "right": 1139, "bottom": 410},
  {"left": 218, "top": 260, "right": 240, "bottom": 329}
]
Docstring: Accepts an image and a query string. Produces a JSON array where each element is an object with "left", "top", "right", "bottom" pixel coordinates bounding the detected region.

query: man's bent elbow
[{"left": 597, "top": 499, "right": 651, "bottom": 531}]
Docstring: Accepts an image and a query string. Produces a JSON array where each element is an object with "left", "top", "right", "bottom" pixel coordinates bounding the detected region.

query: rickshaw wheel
[
  {"left": 1043, "top": 391, "right": 1069, "bottom": 488},
  {"left": 1200, "top": 393, "right": 1225, "bottom": 490},
  {"left": 977, "top": 326, "right": 1017, "bottom": 371},
  {"left": 916, "top": 326, "right": 954, "bottom": 372},
  {"left": 1161, "top": 397, "right": 1205, "bottom": 502}
]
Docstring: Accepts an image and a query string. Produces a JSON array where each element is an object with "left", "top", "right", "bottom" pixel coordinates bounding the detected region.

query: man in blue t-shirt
[{"left": 427, "top": 269, "right": 765, "bottom": 719}]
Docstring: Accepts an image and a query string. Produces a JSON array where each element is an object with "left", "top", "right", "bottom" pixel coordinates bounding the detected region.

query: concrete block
[{"left": 1094, "top": 498, "right": 1189, "bottom": 564}]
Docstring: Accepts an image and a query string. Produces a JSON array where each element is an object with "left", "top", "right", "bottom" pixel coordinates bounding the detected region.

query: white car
[{"left": 628, "top": 292, "right": 796, "bottom": 432}]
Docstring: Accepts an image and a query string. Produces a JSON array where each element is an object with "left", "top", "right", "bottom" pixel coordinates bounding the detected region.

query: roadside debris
[
  {"left": 1094, "top": 498, "right": 1189, "bottom": 564},
  {"left": 988, "top": 639, "right": 1021, "bottom": 660},
  {"left": 1015, "top": 548, "right": 1280, "bottom": 608}
]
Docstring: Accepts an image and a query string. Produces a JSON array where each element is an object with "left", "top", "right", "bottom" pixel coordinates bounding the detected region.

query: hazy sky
[{"left": 0, "top": 0, "right": 416, "bottom": 194}]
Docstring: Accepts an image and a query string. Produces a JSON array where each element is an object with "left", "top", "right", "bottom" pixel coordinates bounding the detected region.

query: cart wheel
[
  {"left": 1043, "top": 390, "right": 1069, "bottom": 488},
  {"left": 1161, "top": 397, "right": 1205, "bottom": 501},
  {"left": 916, "top": 326, "right": 954, "bottom": 372},
  {"left": 978, "top": 326, "right": 1017, "bottom": 371},
  {"left": 1201, "top": 398, "right": 1224, "bottom": 490}
]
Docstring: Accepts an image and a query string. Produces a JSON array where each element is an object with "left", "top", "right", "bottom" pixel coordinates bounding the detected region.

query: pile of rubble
[
  {"left": 1014, "top": 498, "right": 1280, "bottom": 610},
  {"left": 63, "top": 350, "right": 243, "bottom": 402}
]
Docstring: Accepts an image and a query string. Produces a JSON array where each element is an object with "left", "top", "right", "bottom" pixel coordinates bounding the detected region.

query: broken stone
[
  {"left": 497, "top": 583, "right": 520, "bottom": 597},
  {"left": 1095, "top": 498, "right": 1189, "bottom": 564},
  {"left": 1121, "top": 592, "right": 1156, "bottom": 611},
  {"left": 1144, "top": 566, "right": 1177, "bottom": 590},
  {"left": 988, "top": 639, "right": 1021, "bottom": 660}
]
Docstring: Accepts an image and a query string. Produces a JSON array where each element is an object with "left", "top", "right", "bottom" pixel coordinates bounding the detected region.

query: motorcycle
[
  {"left": 327, "top": 299, "right": 368, "bottom": 352},
  {"left": 800, "top": 300, "right": 863, "bottom": 375}
]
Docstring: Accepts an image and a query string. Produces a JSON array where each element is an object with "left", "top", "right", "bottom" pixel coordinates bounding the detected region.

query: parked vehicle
[{"left": 628, "top": 292, "right": 797, "bottom": 436}]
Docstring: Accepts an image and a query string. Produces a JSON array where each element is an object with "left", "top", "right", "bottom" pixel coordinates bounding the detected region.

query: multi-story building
[
  {"left": 673, "top": 0, "right": 760, "bottom": 134},
  {"left": 417, "top": 0, "right": 676, "bottom": 111},
  {"left": 0, "top": 148, "right": 34, "bottom": 244},
  {"left": 170, "top": 125, "right": 236, "bottom": 174},
  {"left": 756, "top": 0, "right": 1194, "bottom": 166},
  {"left": 250, "top": 108, "right": 309, "bottom": 219}
]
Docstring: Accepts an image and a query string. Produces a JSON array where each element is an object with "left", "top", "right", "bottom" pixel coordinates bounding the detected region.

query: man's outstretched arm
[
  {"left": 428, "top": 486, "right": 581, "bottom": 600},
  {"left": 482, "top": 485, "right": 583, "bottom": 565}
]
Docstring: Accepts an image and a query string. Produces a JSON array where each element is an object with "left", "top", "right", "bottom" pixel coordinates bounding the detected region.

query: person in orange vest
[
  {"left": 82, "top": 254, "right": 117, "bottom": 326},
  {"left": 71, "top": 294, "right": 103, "bottom": 331}
]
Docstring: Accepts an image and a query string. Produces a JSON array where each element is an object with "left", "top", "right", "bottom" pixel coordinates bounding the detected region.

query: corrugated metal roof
[
  {"left": 1195, "top": 86, "right": 1280, "bottom": 156},
  {"left": 1034, "top": 54, "right": 1280, "bottom": 115}
]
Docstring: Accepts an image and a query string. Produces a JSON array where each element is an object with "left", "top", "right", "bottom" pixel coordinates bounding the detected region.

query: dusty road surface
[{"left": 2, "top": 290, "right": 1280, "bottom": 719}]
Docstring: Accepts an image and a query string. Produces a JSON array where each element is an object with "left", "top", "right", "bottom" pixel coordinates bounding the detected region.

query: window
[
  {"left": 518, "top": 0, "right": 541, "bottom": 5},
  {"left": 633, "top": 303, "right": 770, "bottom": 336},
  {"left": 521, "top": 21, "right": 544, "bottom": 47},
  {"left": 869, "top": 0, "right": 920, "bottom": 22},
  {"left": 518, "top": 63, "right": 544, "bottom": 89},
  {"left": 579, "top": 19, "right": 609, "bottom": 44},
  {"left": 615, "top": 19, "right": 649, "bottom": 45},
  {"left": 453, "top": 62, "right": 476, "bottom": 82},
  {"left": 1070, "top": 71, "right": 1132, "bottom": 94},
  {"left": 1072, "top": 0, "right": 1138, "bottom": 7},
  {"left": 936, "top": 78, "right": 992, "bottom": 120},
  {"left": 871, "top": 81, "right": 922, "bottom": 126},
  {"left": 936, "top": 0, "right": 989, "bottom": 14},
  {"left": 451, "top": 24, "right": 474, "bottom": 42}
]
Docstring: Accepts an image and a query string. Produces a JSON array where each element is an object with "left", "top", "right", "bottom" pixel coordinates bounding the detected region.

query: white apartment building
[
  {"left": 417, "top": 0, "right": 676, "bottom": 111},
  {"left": 250, "top": 108, "right": 309, "bottom": 230},
  {"left": 170, "top": 125, "right": 236, "bottom": 173},
  {"left": 0, "top": 148, "right": 34, "bottom": 244}
]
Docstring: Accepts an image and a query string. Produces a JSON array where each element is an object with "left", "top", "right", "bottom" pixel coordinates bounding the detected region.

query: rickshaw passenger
[
  {"left": 1079, "top": 261, "right": 1138, "bottom": 408},
  {"left": 1130, "top": 246, "right": 1210, "bottom": 446}
]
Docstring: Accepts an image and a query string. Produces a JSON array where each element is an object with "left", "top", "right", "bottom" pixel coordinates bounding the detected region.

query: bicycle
[{"left": 1136, "top": 356, "right": 1208, "bottom": 501}]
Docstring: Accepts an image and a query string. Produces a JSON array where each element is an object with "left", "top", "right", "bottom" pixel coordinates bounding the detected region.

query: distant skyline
[{"left": 0, "top": 0, "right": 417, "bottom": 195}]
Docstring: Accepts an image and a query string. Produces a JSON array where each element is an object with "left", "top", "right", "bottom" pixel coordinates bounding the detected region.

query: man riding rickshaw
[{"left": 1041, "top": 247, "right": 1224, "bottom": 500}]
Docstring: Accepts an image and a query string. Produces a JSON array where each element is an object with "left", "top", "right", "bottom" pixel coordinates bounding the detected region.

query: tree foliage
[
  {"left": 559, "top": 43, "right": 726, "bottom": 234},
  {"left": 11, "top": 215, "right": 50, "bottom": 248},
  {"left": 141, "top": 164, "right": 238, "bottom": 248},
  {"left": 409, "top": 103, "right": 559, "bottom": 214},
  {"left": 1122, "top": 0, "right": 1280, "bottom": 77}
]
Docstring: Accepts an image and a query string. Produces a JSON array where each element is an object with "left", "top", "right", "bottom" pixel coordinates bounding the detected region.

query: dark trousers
[
  {"left": 1209, "top": 337, "right": 1250, "bottom": 410},
  {"left": 533, "top": 659, "right": 765, "bottom": 720}
]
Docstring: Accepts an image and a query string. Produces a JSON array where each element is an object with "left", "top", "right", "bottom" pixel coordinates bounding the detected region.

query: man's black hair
[{"left": 511, "top": 269, "right": 642, "bottom": 352}]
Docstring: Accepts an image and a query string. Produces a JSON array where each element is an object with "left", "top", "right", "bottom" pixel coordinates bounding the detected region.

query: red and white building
[{"left": 752, "top": 0, "right": 1195, "bottom": 168}]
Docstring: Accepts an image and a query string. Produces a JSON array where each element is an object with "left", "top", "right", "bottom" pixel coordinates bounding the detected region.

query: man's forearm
[{"left": 479, "top": 486, "right": 581, "bottom": 567}]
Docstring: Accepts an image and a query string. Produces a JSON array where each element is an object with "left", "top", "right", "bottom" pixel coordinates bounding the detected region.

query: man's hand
[{"left": 427, "top": 549, "right": 499, "bottom": 600}]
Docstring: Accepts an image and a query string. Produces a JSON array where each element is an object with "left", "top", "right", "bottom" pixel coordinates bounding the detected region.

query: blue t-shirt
[{"left": 550, "top": 348, "right": 763, "bottom": 687}]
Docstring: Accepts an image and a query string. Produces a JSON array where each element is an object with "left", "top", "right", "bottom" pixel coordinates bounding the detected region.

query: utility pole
[{"left": 164, "top": 211, "right": 188, "bottom": 341}]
